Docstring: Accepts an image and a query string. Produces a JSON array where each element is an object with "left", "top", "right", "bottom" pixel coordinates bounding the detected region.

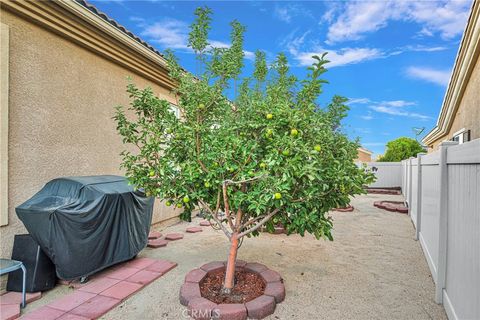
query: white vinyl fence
[
  {"left": 402, "top": 139, "right": 480, "bottom": 320},
  {"left": 360, "top": 162, "right": 402, "bottom": 188}
]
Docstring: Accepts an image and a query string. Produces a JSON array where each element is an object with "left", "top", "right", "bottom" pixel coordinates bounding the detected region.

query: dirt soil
[
  {"left": 199, "top": 268, "right": 265, "bottom": 304},
  {"left": 21, "top": 193, "right": 447, "bottom": 319}
]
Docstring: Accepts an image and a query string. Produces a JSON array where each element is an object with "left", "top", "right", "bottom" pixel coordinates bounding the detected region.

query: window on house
[
  {"left": 169, "top": 103, "right": 180, "bottom": 119},
  {"left": 451, "top": 128, "right": 471, "bottom": 144}
]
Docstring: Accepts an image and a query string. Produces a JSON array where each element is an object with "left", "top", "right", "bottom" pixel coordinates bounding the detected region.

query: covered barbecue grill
[{"left": 16, "top": 175, "right": 154, "bottom": 280}]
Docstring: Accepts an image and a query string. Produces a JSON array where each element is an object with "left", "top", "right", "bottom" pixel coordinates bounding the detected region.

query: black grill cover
[{"left": 16, "top": 175, "right": 154, "bottom": 280}]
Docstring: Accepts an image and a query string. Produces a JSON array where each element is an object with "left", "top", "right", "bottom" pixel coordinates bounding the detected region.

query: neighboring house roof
[
  {"left": 422, "top": 0, "right": 480, "bottom": 146},
  {"left": 358, "top": 147, "right": 373, "bottom": 155}
]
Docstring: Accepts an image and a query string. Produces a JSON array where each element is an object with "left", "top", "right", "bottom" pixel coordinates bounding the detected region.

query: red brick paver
[
  {"left": 264, "top": 281, "right": 286, "bottom": 303},
  {"left": 124, "top": 257, "right": 156, "bottom": 269},
  {"left": 165, "top": 233, "right": 184, "bottom": 241},
  {"left": 69, "top": 295, "right": 120, "bottom": 319},
  {"left": 186, "top": 227, "right": 203, "bottom": 233},
  {"left": 180, "top": 282, "right": 201, "bottom": 306},
  {"left": 0, "top": 292, "right": 42, "bottom": 306},
  {"left": 260, "top": 269, "right": 282, "bottom": 283},
  {"left": 20, "top": 305, "right": 65, "bottom": 320},
  {"left": 245, "top": 295, "right": 276, "bottom": 319},
  {"left": 147, "top": 238, "right": 168, "bottom": 248},
  {"left": 18, "top": 257, "right": 176, "bottom": 320},
  {"left": 199, "top": 221, "right": 211, "bottom": 226},
  {"left": 100, "top": 281, "right": 142, "bottom": 300},
  {"left": 200, "top": 261, "right": 224, "bottom": 273},
  {"left": 148, "top": 230, "right": 162, "bottom": 239},
  {"left": 103, "top": 266, "right": 140, "bottom": 280},
  {"left": 374, "top": 201, "right": 408, "bottom": 214},
  {"left": 213, "top": 303, "right": 247, "bottom": 320},
  {"left": 188, "top": 297, "right": 217, "bottom": 320},
  {"left": 78, "top": 277, "right": 120, "bottom": 294},
  {"left": 146, "top": 260, "right": 177, "bottom": 274},
  {"left": 56, "top": 314, "right": 90, "bottom": 320},
  {"left": 126, "top": 270, "right": 162, "bottom": 285},
  {"left": 185, "top": 269, "right": 207, "bottom": 283},
  {"left": 244, "top": 262, "right": 268, "bottom": 274},
  {"left": 47, "top": 291, "right": 96, "bottom": 312},
  {"left": 0, "top": 304, "right": 20, "bottom": 320}
]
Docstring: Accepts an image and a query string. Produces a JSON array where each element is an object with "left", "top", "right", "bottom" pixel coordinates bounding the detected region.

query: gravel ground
[{"left": 23, "top": 193, "right": 446, "bottom": 320}]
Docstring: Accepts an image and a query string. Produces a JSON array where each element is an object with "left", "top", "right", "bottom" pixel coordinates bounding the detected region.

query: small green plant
[{"left": 114, "top": 7, "right": 374, "bottom": 293}]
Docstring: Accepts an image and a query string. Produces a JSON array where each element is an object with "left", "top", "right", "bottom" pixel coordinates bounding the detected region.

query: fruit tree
[{"left": 114, "top": 7, "right": 374, "bottom": 294}]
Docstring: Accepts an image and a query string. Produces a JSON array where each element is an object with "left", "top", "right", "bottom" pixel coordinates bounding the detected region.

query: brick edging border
[
  {"left": 374, "top": 201, "right": 408, "bottom": 214},
  {"left": 180, "top": 261, "right": 285, "bottom": 320},
  {"left": 332, "top": 205, "right": 354, "bottom": 212}
]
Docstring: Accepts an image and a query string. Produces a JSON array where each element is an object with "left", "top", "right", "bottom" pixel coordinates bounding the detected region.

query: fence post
[
  {"left": 415, "top": 153, "right": 426, "bottom": 241},
  {"left": 407, "top": 157, "right": 413, "bottom": 213},
  {"left": 435, "top": 141, "right": 458, "bottom": 304}
]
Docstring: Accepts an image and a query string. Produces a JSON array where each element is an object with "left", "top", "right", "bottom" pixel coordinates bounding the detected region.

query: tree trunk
[{"left": 223, "top": 233, "right": 239, "bottom": 293}]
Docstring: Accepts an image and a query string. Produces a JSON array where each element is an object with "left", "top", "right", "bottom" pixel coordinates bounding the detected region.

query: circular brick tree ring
[{"left": 180, "top": 261, "right": 285, "bottom": 320}]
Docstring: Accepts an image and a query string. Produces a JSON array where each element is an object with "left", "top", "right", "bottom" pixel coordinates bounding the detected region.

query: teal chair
[{"left": 0, "top": 259, "right": 26, "bottom": 308}]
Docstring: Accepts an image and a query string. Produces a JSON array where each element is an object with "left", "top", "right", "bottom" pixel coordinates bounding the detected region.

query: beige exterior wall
[
  {"left": 0, "top": 8, "right": 180, "bottom": 285},
  {"left": 356, "top": 149, "right": 372, "bottom": 163},
  {"left": 428, "top": 57, "right": 480, "bottom": 151}
]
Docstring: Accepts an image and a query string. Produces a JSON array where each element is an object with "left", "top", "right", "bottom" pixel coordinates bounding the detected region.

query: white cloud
[
  {"left": 326, "top": 2, "right": 391, "bottom": 44},
  {"left": 273, "top": 4, "right": 312, "bottom": 23},
  {"left": 290, "top": 46, "right": 384, "bottom": 68},
  {"left": 381, "top": 100, "right": 416, "bottom": 107},
  {"left": 360, "top": 114, "right": 374, "bottom": 121},
  {"left": 274, "top": 6, "right": 292, "bottom": 23},
  {"left": 369, "top": 102, "right": 431, "bottom": 120},
  {"left": 406, "top": 66, "right": 451, "bottom": 86},
  {"left": 348, "top": 98, "right": 371, "bottom": 105},
  {"left": 141, "top": 18, "right": 189, "bottom": 49},
  {"left": 401, "top": 45, "right": 448, "bottom": 52},
  {"left": 283, "top": 31, "right": 448, "bottom": 69},
  {"left": 369, "top": 105, "right": 427, "bottom": 119},
  {"left": 325, "top": 1, "right": 471, "bottom": 44},
  {"left": 349, "top": 98, "right": 431, "bottom": 120}
]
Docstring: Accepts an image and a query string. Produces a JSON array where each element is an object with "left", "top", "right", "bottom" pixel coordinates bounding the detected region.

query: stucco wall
[
  {"left": 430, "top": 55, "right": 480, "bottom": 150},
  {"left": 356, "top": 149, "right": 372, "bottom": 163},
  {"left": 0, "top": 9, "right": 181, "bottom": 282}
]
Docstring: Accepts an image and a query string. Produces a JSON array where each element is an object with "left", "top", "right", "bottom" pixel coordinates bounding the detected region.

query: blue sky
[{"left": 90, "top": 0, "right": 472, "bottom": 157}]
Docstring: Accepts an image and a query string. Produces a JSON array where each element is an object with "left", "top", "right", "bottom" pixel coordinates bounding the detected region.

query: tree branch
[
  {"left": 198, "top": 198, "right": 232, "bottom": 240},
  {"left": 240, "top": 214, "right": 265, "bottom": 230},
  {"left": 224, "top": 174, "right": 266, "bottom": 186},
  {"left": 223, "top": 182, "right": 235, "bottom": 230},
  {"left": 237, "top": 208, "right": 281, "bottom": 238}
]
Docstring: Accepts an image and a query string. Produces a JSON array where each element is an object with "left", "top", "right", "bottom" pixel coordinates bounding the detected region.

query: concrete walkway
[{"left": 23, "top": 193, "right": 446, "bottom": 319}]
